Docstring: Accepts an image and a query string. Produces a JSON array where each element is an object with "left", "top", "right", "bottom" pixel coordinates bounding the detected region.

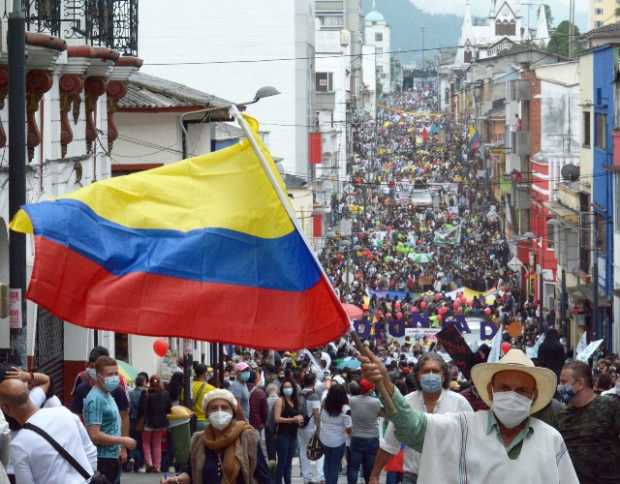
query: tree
[
  {"left": 547, "top": 20, "right": 581, "bottom": 58},
  {"left": 543, "top": 4, "right": 554, "bottom": 30}
]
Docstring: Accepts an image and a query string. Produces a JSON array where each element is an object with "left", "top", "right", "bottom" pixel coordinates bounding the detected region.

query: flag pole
[{"left": 229, "top": 106, "right": 396, "bottom": 416}]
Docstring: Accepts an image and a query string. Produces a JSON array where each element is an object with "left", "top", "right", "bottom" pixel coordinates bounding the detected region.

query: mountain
[{"left": 362, "top": 0, "right": 463, "bottom": 66}]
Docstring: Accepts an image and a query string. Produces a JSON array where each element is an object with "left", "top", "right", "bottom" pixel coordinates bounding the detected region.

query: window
[
  {"left": 547, "top": 220, "right": 555, "bottom": 249},
  {"left": 315, "top": 72, "right": 334, "bottom": 92},
  {"left": 376, "top": 47, "right": 383, "bottom": 55},
  {"left": 596, "top": 213, "right": 607, "bottom": 253},
  {"left": 595, "top": 113, "right": 607, "bottom": 150},
  {"left": 375, "top": 32, "right": 383, "bottom": 42},
  {"left": 596, "top": 21, "right": 604, "bottom": 27},
  {"left": 595, "top": 8, "right": 604, "bottom": 15},
  {"left": 583, "top": 111, "right": 591, "bottom": 147}
]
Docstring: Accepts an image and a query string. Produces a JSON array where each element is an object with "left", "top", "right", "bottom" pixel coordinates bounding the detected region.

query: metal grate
[
  {"left": 34, "top": 307, "right": 65, "bottom": 401},
  {"left": 24, "top": 0, "right": 138, "bottom": 56}
]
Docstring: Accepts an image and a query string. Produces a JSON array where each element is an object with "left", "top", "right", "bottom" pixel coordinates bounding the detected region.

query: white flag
[
  {"left": 575, "top": 331, "right": 587, "bottom": 356},
  {"left": 488, "top": 326, "right": 503, "bottom": 363}
]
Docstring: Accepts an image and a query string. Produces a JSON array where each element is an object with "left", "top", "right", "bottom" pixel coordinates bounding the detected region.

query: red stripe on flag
[{"left": 28, "top": 236, "right": 348, "bottom": 350}]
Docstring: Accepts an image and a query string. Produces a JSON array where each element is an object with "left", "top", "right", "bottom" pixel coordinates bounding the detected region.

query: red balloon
[
  {"left": 501, "top": 342, "right": 512, "bottom": 354},
  {"left": 395, "top": 302, "right": 401, "bottom": 310},
  {"left": 484, "top": 307, "right": 492, "bottom": 316},
  {"left": 153, "top": 338, "right": 169, "bottom": 357},
  {"left": 434, "top": 293, "right": 442, "bottom": 301},
  {"left": 453, "top": 301, "right": 461, "bottom": 310},
  {"left": 420, "top": 301, "right": 428, "bottom": 310},
  {"left": 437, "top": 314, "right": 443, "bottom": 322},
  {"left": 396, "top": 311, "right": 403, "bottom": 320},
  {"left": 411, "top": 306, "right": 419, "bottom": 314},
  {"left": 439, "top": 306, "right": 449, "bottom": 315}
]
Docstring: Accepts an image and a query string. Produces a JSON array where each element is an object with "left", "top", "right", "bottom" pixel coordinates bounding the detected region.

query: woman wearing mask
[
  {"left": 369, "top": 353, "right": 473, "bottom": 484},
  {"left": 139, "top": 375, "right": 172, "bottom": 473},
  {"left": 160, "top": 389, "right": 272, "bottom": 483},
  {"left": 319, "top": 384, "right": 352, "bottom": 484},
  {"left": 273, "top": 378, "right": 303, "bottom": 484}
]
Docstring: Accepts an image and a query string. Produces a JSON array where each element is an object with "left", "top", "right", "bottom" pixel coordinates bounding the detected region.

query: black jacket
[{"left": 139, "top": 390, "right": 172, "bottom": 429}]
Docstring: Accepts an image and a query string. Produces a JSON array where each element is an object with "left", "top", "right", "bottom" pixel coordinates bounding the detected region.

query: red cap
[{"left": 359, "top": 378, "right": 375, "bottom": 394}]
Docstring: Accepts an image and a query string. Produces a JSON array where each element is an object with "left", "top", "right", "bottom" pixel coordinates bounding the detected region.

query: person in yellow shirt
[{"left": 191, "top": 364, "right": 215, "bottom": 431}]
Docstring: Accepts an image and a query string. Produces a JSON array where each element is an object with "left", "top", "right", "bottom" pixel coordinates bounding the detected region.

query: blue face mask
[
  {"left": 103, "top": 375, "right": 120, "bottom": 392},
  {"left": 420, "top": 373, "right": 443, "bottom": 393},
  {"left": 283, "top": 387, "right": 294, "bottom": 397},
  {"left": 557, "top": 384, "right": 576, "bottom": 404},
  {"left": 239, "top": 371, "right": 251, "bottom": 382}
]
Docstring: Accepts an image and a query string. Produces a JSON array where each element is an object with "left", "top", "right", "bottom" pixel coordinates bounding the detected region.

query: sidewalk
[{"left": 123, "top": 457, "right": 351, "bottom": 483}]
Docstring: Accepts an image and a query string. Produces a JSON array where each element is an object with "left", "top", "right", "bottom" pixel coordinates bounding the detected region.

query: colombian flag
[{"left": 10, "top": 116, "right": 349, "bottom": 350}]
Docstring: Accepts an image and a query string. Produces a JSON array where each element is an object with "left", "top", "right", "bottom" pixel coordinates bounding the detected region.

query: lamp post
[{"left": 8, "top": 0, "right": 27, "bottom": 365}]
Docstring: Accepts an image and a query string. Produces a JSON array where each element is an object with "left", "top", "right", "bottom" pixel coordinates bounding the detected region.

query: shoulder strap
[{"left": 23, "top": 423, "right": 92, "bottom": 480}]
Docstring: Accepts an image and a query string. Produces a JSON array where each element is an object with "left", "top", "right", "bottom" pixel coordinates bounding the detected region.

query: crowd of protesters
[{"left": 0, "top": 88, "right": 620, "bottom": 484}]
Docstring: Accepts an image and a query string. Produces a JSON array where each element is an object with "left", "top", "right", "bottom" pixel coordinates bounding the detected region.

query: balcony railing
[{"left": 24, "top": 0, "right": 138, "bottom": 55}]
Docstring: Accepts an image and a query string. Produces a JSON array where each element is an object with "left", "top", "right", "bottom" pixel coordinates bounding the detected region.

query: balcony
[
  {"left": 315, "top": 91, "right": 336, "bottom": 111},
  {"left": 506, "top": 79, "right": 531, "bottom": 102},
  {"left": 23, "top": 0, "right": 139, "bottom": 56}
]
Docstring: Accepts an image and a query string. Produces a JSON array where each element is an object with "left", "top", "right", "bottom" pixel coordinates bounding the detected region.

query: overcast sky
[{"left": 411, "top": 0, "right": 589, "bottom": 29}]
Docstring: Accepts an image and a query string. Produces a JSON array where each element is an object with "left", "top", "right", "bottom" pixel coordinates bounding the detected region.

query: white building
[
  {"left": 364, "top": 3, "right": 391, "bottom": 94},
  {"left": 362, "top": 44, "right": 377, "bottom": 116},
  {"left": 140, "top": 0, "right": 316, "bottom": 178},
  {"left": 0, "top": 1, "right": 145, "bottom": 399},
  {"left": 457, "top": 0, "right": 550, "bottom": 65}
]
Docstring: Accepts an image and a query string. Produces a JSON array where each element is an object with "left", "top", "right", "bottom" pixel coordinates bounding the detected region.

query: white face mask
[
  {"left": 209, "top": 410, "right": 233, "bottom": 430},
  {"left": 491, "top": 390, "right": 532, "bottom": 429}
]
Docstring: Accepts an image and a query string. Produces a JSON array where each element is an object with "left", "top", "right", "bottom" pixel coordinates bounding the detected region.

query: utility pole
[
  {"left": 568, "top": 0, "right": 575, "bottom": 59},
  {"left": 8, "top": 0, "right": 27, "bottom": 366}
]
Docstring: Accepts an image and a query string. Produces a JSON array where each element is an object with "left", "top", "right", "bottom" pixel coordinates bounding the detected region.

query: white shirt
[
  {"left": 601, "top": 385, "right": 620, "bottom": 396},
  {"left": 319, "top": 409, "right": 352, "bottom": 448},
  {"left": 381, "top": 389, "right": 473, "bottom": 473},
  {"left": 417, "top": 411, "right": 578, "bottom": 484},
  {"left": 29, "top": 387, "right": 62, "bottom": 409},
  {"left": 10, "top": 406, "right": 97, "bottom": 484}
]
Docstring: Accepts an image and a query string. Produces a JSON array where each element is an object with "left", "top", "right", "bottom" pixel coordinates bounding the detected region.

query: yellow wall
[{"left": 591, "top": 0, "right": 618, "bottom": 29}]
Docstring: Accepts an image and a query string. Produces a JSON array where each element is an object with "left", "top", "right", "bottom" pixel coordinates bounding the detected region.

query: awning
[{"left": 543, "top": 201, "right": 579, "bottom": 225}]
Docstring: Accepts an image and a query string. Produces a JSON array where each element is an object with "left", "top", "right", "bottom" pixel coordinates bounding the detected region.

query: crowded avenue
[
  {"left": 2, "top": 82, "right": 619, "bottom": 484},
  {"left": 1, "top": 1, "right": 620, "bottom": 483}
]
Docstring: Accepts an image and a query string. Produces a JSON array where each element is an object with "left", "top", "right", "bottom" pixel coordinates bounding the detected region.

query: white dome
[{"left": 366, "top": 10, "right": 385, "bottom": 22}]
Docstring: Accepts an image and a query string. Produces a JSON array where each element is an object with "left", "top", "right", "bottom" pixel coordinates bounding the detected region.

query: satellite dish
[{"left": 561, "top": 164, "right": 580, "bottom": 182}]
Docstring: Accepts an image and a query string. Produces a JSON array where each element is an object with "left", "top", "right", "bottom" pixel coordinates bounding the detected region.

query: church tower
[
  {"left": 490, "top": 0, "right": 522, "bottom": 43},
  {"left": 457, "top": 0, "right": 475, "bottom": 65}
]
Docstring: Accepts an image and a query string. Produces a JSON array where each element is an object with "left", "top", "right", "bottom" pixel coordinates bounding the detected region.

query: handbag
[
  {"left": 23, "top": 423, "right": 111, "bottom": 484},
  {"left": 306, "top": 432, "right": 324, "bottom": 461}
]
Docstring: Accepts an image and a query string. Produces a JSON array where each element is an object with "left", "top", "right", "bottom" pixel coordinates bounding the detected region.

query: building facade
[{"left": 364, "top": 5, "right": 391, "bottom": 95}]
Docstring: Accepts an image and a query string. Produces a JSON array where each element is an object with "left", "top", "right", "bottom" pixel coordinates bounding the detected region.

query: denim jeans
[
  {"left": 386, "top": 472, "right": 403, "bottom": 484},
  {"left": 347, "top": 436, "right": 379, "bottom": 484},
  {"left": 129, "top": 417, "right": 144, "bottom": 469},
  {"left": 322, "top": 443, "right": 346, "bottom": 484},
  {"left": 265, "top": 427, "right": 277, "bottom": 461},
  {"left": 275, "top": 432, "right": 297, "bottom": 484}
]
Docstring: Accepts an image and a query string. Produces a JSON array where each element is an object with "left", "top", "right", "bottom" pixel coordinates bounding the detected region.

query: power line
[{"left": 142, "top": 34, "right": 574, "bottom": 67}]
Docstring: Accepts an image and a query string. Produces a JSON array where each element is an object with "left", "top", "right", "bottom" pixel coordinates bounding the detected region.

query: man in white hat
[{"left": 363, "top": 348, "right": 579, "bottom": 484}]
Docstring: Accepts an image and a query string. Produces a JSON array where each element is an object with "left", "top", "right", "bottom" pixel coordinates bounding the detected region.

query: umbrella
[
  {"left": 336, "top": 357, "right": 362, "bottom": 370},
  {"left": 342, "top": 303, "right": 363, "bottom": 320},
  {"left": 116, "top": 359, "right": 139, "bottom": 385}
]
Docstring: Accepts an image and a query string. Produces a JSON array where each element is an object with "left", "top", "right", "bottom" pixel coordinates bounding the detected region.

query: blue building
[{"left": 592, "top": 45, "right": 616, "bottom": 346}]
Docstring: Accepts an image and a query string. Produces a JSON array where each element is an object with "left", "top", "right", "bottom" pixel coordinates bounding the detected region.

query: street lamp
[{"left": 179, "top": 85, "right": 281, "bottom": 155}]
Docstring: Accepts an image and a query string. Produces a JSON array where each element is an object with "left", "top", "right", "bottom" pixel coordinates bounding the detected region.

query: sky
[{"left": 410, "top": 0, "right": 589, "bottom": 30}]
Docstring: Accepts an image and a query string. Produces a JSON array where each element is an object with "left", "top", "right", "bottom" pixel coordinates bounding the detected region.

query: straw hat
[{"left": 470, "top": 349, "right": 557, "bottom": 414}]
